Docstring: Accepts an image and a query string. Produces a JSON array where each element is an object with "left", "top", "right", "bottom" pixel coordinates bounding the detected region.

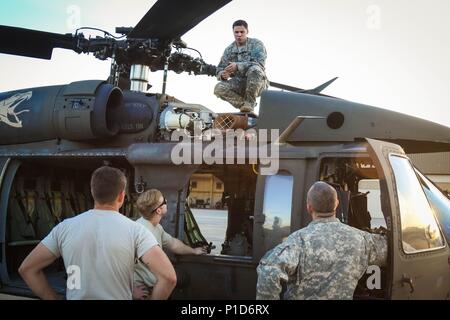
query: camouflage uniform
[
  {"left": 214, "top": 38, "right": 268, "bottom": 109},
  {"left": 256, "top": 217, "right": 388, "bottom": 300}
]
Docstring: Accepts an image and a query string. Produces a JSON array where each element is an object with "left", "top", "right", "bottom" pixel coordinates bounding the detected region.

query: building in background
[
  {"left": 189, "top": 174, "right": 225, "bottom": 209},
  {"left": 409, "top": 152, "right": 450, "bottom": 191}
]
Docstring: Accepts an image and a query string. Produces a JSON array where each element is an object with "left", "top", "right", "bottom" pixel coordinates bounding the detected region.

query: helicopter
[{"left": 0, "top": 0, "right": 450, "bottom": 300}]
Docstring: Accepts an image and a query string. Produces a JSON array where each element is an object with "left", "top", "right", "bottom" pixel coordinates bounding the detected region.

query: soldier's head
[
  {"left": 91, "top": 166, "right": 127, "bottom": 210},
  {"left": 136, "top": 189, "right": 168, "bottom": 220},
  {"left": 232, "top": 20, "right": 248, "bottom": 45},
  {"left": 306, "top": 181, "right": 339, "bottom": 219}
]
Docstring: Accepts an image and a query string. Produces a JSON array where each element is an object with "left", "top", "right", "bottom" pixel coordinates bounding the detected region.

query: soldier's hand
[
  {"left": 372, "top": 226, "right": 388, "bottom": 235},
  {"left": 221, "top": 71, "right": 231, "bottom": 80},
  {"left": 225, "top": 63, "right": 238, "bottom": 74},
  {"left": 132, "top": 284, "right": 150, "bottom": 300},
  {"left": 193, "top": 246, "right": 208, "bottom": 255}
]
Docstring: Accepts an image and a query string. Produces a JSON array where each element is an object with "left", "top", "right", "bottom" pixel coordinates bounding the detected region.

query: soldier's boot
[{"left": 240, "top": 101, "right": 257, "bottom": 113}]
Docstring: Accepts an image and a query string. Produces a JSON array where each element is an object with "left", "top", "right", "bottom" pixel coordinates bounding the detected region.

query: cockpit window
[
  {"left": 389, "top": 155, "right": 445, "bottom": 253},
  {"left": 262, "top": 172, "right": 293, "bottom": 251},
  {"left": 415, "top": 170, "right": 450, "bottom": 244}
]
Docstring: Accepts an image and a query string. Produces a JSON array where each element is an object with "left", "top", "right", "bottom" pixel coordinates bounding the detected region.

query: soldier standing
[
  {"left": 256, "top": 181, "right": 388, "bottom": 300},
  {"left": 133, "top": 189, "right": 207, "bottom": 299},
  {"left": 214, "top": 20, "right": 268, "bottom": 113}
]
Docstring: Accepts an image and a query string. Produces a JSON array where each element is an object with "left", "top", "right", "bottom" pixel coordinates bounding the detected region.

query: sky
[{"left": 1, "top": 0, "right": 449, "bottom": 127}]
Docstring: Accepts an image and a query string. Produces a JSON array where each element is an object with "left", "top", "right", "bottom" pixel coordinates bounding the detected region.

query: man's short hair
[
  {"left": 90, "top": 166, "right": 126, "bottom": 205},
  {"left": 136, "top": 189, "right": 163, "bottom": 219},
  {"left": 307, "top": 181, "right": 338, "bottom": 214},
  {"left": 233, "top": 20, "right": 248, "bottom": 30}
]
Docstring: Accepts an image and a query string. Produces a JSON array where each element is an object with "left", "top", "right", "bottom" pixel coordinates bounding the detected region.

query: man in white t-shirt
[
  {"left": 19, "top": 166, "right": 176, "bottom": 300},
  {"left": 133, "top": 189, "right": 207, "bottom": 299}
]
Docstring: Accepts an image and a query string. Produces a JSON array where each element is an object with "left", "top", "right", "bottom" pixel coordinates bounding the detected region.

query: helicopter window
[
  {"left": 389, "top": 155, "right": 445, "bottom": 253},
  {"left": 188, "top": 173, "right": 228, "bottom": 254},
  {"left": 186, "top": 165, "right": 256, "bottom": 257},
  {"left": 262, "top": 172, "right": 293, "bottom": 252},
  {"left": 415, "top": 170, "right": 450, "bottom": 244}
]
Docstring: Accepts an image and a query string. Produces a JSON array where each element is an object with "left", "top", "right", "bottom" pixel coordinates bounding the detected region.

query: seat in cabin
[
  {"left": 8, "top": 177, "right": 56, "bottom": 244},
  {"left": 45, "top": 178, "right": 76, "bottom": 222}
]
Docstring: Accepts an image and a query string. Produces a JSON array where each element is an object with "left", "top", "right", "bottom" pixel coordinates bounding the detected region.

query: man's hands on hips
[{"left": 133, "top": 284, "right": 150, "bottom": 300}]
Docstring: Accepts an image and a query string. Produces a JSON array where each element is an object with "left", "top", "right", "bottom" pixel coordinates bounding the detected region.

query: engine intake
[{"left": 0, "top": 80, "right": 124, "bottom": 144}]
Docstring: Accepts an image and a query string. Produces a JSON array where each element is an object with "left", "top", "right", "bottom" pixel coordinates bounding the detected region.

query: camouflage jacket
[
  {"left": 216, "top": 38, "right": 267, "bottom": 80},
  {"left": 256, "top": 217, "right": 388, "bottom": 300}
]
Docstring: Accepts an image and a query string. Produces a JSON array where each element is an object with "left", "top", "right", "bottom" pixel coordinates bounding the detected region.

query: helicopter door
[
  {"left": 366, "top": 138, "right": 450, "bottom": 299},
  {"left": 253, "top": 159, "right": 306, "bottom": 262},
  {"left": 0, "top": 158, "right": 20, "bottom": 285},
  {"left": 0, "top": 158, "right": 12, "bottom": 285}
]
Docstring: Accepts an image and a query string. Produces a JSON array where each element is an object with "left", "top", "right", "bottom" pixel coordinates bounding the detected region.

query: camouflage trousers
[{"left": 214, "top": 65, "right": 268, "bottom": 109}]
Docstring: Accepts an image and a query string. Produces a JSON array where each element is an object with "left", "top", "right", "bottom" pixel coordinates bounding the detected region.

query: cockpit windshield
[{"left": 415, "top": 169, "right": 450, "bottom": 243}]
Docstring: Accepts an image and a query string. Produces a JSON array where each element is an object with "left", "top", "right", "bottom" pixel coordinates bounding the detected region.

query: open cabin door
[
  {"left": 0, "top": 158, "right": 21, "bottom": 286},
  {"left": 366, "top": 138, "right": 450, "bottom": 299},
  {"left": 253, "top": 159, "right": 306, "bottom": 262},
  {"left": 0, "top": 158, "right": 11, "bottom": 285}
]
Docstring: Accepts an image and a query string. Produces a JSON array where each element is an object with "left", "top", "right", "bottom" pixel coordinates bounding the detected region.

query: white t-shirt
[
  {"left": 133, "top": 217, "right": 173, "bottom": 287},
  {"left": 41, "top": 209, "right": 158, "bottom": 300}
]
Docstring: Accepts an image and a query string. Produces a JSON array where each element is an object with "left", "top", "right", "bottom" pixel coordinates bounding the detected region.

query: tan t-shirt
[
  {"left": 41, "top": 209, "right": 158, "bottom": 300},
  {"left": 133, "top": 217, "right": 173, "bottom": 287}
]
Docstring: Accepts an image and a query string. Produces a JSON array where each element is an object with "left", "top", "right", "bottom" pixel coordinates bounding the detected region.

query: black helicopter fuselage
[{"left": 0, "top": 84, "right": 449, "bottom": 299}]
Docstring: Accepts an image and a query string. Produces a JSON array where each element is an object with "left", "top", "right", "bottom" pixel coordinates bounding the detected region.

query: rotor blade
[
  {"left": 128, "top": 0, "right": 232, "bottom": 40},
  {"left": 0, "top": 25, "right": 79, "bottom": 60},
  {"left": 269, "top": 81, "right": 305, "bottom": 92}
]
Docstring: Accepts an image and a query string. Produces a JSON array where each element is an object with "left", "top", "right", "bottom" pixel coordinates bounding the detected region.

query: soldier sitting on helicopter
[{"left": 214, "top": 20, "right": 269, "bottom": 113}]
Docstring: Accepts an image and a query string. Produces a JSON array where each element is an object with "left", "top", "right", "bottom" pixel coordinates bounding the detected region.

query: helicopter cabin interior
[
  {"left": 0, "top": 157, "right": 136, "bottom": 296},
  {"left": 318, "top": 155, "right": 388, "bottom": 299}
]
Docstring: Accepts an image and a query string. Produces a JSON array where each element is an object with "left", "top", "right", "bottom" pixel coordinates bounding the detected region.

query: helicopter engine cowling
[{"left": 0, "top": 80, "right": 123, "bottom": 144}]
